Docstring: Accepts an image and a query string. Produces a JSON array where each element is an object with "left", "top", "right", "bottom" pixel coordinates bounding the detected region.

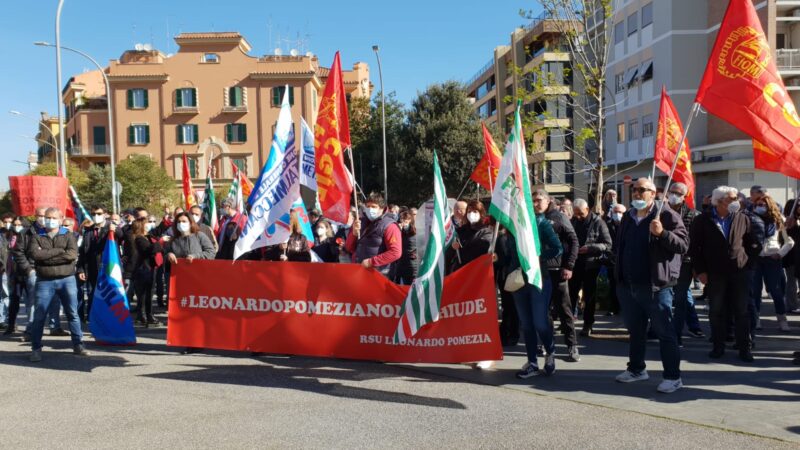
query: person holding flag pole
[{"left": 490, "top": 102, "right": 563, "bottom": 378}]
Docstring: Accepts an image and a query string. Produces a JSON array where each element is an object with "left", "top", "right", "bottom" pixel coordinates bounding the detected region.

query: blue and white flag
[
  {"left": 89, "top": 233, "right": 136, "bottom": 345},
  {"left": 260, "top": 198, "right": 315, "bottom": 246},
  {"left": 299, "top": 117, "right": 317, "bottom": 193},
  {"left": 235, "top": 87, "right": 301, "bottom": 260}
]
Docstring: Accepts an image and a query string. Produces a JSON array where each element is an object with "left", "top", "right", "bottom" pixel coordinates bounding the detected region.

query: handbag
[{"left": 504, "top": 268, "right": 525, "bottom": 292}]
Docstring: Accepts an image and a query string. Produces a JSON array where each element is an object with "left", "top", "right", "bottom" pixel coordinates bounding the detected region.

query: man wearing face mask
[
  {"left": 666, "top": 183, "right": 705, "bottom": 344},
  {"left": 605, "top": 203, "right": 627, "bottom": 316},
  {"left": 614, "top": 178, "right": 688, "bottom": 393},
  {"left": 570, "top": 198, "right": 612, "bottom": 337},
  {"left": 215, "top": 199, "right": 245, "bottom": 260},
  {"left": 691, "top": 186, "right": 761, "bottom": 362},
  {"left": 345, "top": 192, "right": 401, "bottom": 278},
  {"left": 189, "top": 205, "right": 218, "bottom": 252},
  {"left": 26, "top": 207, "right": 88, "bottom": 362},
  {"left": 77, "top": 206, "right": 118, "bottom": 322},
  {"left": 12, "top": 207, "right": 65, "bottom": 340}
]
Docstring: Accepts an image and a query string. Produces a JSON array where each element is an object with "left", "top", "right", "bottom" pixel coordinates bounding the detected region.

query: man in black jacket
[
  {"left": 26, "top": 207, "right": 89, "bottom": 362},
  {"left": 691, "top": 186, "right": 760, "bottom": 362},
  {"left": 77, "top": 206, "right": 115, "bottom": 321},
  {"left": 614, "top": 178, "right": 688, "bottom": 394},
  {"left": 570, "top": 198, "right": 612, "bottom": 336},
  {"left": 534, "top": 189, "right": 580, "bottom": 362}
]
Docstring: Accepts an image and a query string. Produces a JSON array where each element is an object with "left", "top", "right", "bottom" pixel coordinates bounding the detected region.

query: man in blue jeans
[
  {"left": 25, "top": 207, "right": 89, "bottom": 362},
  {"left": 614, "top": 178, "right": 689, "bottom": 393}
]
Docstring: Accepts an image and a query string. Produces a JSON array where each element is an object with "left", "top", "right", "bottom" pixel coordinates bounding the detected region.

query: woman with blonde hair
[{"left": 752, "top": 195, "right": 794, "bottom": 332}]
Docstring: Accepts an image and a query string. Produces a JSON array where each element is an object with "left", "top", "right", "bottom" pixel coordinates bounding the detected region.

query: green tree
[
  {"left": 399, "top": 81, "right": 484, "bottom": 206},
  {"left": 115, "top": 155, "right": 179, "bottom": 213},
  {"left": 80, "top": 164, "right": 112, "bottom": 210},
  {"left": 27, "top": 161, "right": 90, "bottom": 193}
]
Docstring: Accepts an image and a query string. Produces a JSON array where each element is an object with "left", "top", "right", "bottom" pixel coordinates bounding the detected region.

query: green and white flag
[
  {"left": 394, "top": 151, "right": 452, "bottom": 344},
  {"left": 227, "top": 169, "right": 244, "bottom": 214},
  {"left": 202, "top": 166, "right": 218, "bottom": 233},
  {"left": 489, "top": 101, "right": 542, "bottom": 289}
]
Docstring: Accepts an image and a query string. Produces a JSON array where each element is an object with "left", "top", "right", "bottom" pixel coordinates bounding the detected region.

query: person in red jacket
[{"left": 345, "top": 192, "right": 401, "bottom": 278}]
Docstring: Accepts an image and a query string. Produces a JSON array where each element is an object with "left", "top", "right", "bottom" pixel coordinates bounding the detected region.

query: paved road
[{"left": 0, "top": 298, "right": 797, "bottom": 448}]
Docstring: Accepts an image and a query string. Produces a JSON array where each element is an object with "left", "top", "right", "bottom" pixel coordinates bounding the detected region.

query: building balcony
[
  {"left": 66, "top": 145, "right": 109, "bottom": 156},
  {"left": 173, "top": 105, "right": 199, "bottom": 114},
  {"left": 777, "top": 49, "right": 800, "bottom": 71},
  {"left": 221, "top": 105, "right": 248, "bottom": 113}
]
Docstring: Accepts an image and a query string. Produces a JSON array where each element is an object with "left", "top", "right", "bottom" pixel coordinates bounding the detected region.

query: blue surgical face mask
[
  {"left": 727, "top": 201, "right": 741, "bottom": 214},
  {"left": 365, "top": 207, "right": 382, "bottom": 221},
  {"left": 631, "top": 199, "right": 648, "bottom": 210},
  {"left": 45, "top": 218, "right": 60, "bottom": 230},
  {"left": 754, "top": 206, "right": 767, "bottom": 216},
  {"left": 611, "top": 212, "right": 623, "bottom": 222}
]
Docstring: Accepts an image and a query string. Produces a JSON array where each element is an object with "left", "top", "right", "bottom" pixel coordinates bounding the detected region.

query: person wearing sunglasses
[{"left": 614, "top": 178, "right": 689, "bottom": 394}]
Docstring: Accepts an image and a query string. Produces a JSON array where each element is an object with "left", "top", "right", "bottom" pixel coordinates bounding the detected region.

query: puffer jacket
[
  {"left": 166, "top": 232, "right": 216, "bottom": 260},
  {"left": 25, "top": 230, "right": 78, "bottom": 280}
]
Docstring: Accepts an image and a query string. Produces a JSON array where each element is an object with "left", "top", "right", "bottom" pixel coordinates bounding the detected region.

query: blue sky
[{"left": 0, "top": 0, "right": 538, "bottom": 190}]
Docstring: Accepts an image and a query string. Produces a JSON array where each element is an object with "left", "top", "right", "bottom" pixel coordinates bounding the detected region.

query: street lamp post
[
  {"left": 372, "top": 45, "right": 388, "bottom": 203},
  {"left": 35, "top": 41, "right": 119, "bottom": 214},
  {"left": 9, "top": 110, "right": 59, "bottom": 171},
  {"left": 54, "top": 0, "right": 67, "bottom": 177}
]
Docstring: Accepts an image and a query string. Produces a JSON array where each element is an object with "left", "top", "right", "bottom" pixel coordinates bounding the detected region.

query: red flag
[
  {"left": 470, "top": 123, "right": 503, "bottom": 191},
  {"left": 315, "top": 52, "right": 353, "bottom": 224},
  {"left": 182, "top": 152, "right": 196, "bottom": 210},
  {"left": 695, "top": 0, "right": 800, "bottom": 179},
  {"left": 655, "top": 87, "right": 696, "bottom": 209},
  {"left": 230, "top": 161, "right": 254, "bottom": 199}
]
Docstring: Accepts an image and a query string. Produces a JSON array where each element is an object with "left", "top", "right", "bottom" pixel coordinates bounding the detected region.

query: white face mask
[
  {"left": 631, "top": 199, "right": 648, "bottom": 210},
  {"left": 45, "top": 218, "right": 60, "bottom": 231},
  {"left": 611, "top": 212, "right": 623, "bottom": 222},
  {"left": 177, "top": 222, "right": 191, "bottom": 234},
  {"left": 192, "top": 214, "right": 202, "bottom": 224},
  {"left": 668, "top": 194, "right": 683, "bottom": 206},
  {"left": 316, "top": 227, "right": 327, "bottom": 238},
  {"left": 13, "top": 225, "right": 23, "bottom": 233},
  {"left": 93, "top": 214, "right": 105, "bottom": 224},
  {"left": 467, "top": 211, "right": 481, "bottom": 224},
  {"left": 727, "top": 201, "right": 741, "bottom": 214},
  {"left": 3, "top": 222, "right": 11, "bottom": 230},
  {"left": 145, "top": 223, "right": 155, "bottom": 232}
]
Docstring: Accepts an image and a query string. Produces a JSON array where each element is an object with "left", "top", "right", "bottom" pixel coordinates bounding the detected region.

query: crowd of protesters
[{"left": 1, "top": 182, "right": 799, "bottom": 388}]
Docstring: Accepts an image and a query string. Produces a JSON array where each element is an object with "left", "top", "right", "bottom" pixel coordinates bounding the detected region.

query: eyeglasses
[{"left": 632, "top": 187, "right": 654, "bottom": 194}]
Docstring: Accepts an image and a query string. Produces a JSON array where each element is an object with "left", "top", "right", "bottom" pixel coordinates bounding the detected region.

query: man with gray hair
[
  {"left": 666, "top": 182, "right": 704, "bottom": 342},
  {"left": 570, "top": 198, "right": 612, "bottom": 336},
  {"left": 25, "top": 207, "right": 88, "bottom": 362},
  {"left": 691, "top": 186, "right": 761, "bottom": 362}
]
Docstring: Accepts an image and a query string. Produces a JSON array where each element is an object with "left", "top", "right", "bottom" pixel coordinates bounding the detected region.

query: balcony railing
[
  {"left": 66, "top": 145, "right": 109, "bottom": 156},
  {"left": 777, "top": 49, "right": 800, "bottom": 70},
  {"left": 467, "top": 58, "right": 495, "bottom": 87},
  {"left": 222, "top": 105, "right": 248, "bottom": 113},
  {"left": 173, "top": 105, "right": 199, "bottom": 114}
]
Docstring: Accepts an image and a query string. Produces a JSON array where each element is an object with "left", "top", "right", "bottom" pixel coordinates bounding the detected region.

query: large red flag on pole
[
  {"left": 695, "top": 0, "right": 800, "bottom": 178},
  {"left": 315, "top": 52, "right": 354, "bottom": 224},
  {"left": 470, "top": 123, "right": 503, "bottom": 191},
  {"left": 182, "top": 151, "right": 197, "bottom": 210},
  {"left": 655, "top": 87, "right": 696, "bottom": 209}
]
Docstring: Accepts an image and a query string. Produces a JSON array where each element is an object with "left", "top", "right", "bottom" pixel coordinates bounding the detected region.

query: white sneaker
[
  {"left": 476, "top": 360, "right": 495, "bottom": 370},
  {"left": 615, "top": 369, "right": 649, "bottom": 383},
  {"left": 657, "top": 378, "right": 683, "bottom": 393}
]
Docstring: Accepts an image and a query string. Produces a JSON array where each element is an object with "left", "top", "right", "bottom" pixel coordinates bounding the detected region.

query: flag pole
[
  {"left": 657, "top": 102, "right": 700, "bottom": 216},
  {"left": 487, "top": 164, "right": 501, "bottom": 255},
  {"left": 348, "top": 146, "right": 360, "bottom": 238}
]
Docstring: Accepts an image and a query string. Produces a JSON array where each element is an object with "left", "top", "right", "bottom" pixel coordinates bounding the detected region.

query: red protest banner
[
  {"left": 167, "top": 254, "right": 503, "bottom": 363},
  {"left": 8, "top": 176, "right": 69, "bottom": 216}
]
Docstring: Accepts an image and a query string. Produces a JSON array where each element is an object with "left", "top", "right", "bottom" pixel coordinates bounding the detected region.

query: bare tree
[{"left": 512, "top": 1, "right": 616, "bottom": 212}]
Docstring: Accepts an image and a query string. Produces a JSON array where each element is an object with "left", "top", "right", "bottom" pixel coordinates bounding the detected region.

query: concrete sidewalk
[{"left": 400, "top": 298, "right": 800, "bottom": 444}]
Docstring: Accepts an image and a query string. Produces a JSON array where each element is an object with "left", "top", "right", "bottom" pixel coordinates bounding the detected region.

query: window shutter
[
  {"left": 272, "top": 88, "right": 280, "bottom": 106},
  {"left": 144, "top": 125, "right": 150, "bottom": 144},
  {"left": 175, "top": 89, "right": 183, "bottom": 107},
  {"left": 240, "top": 124, "right": 247, "bottom": 142},
  {"left": 127, "top": 90, "right": 133, "bottom": 108},
  {"left": 192, "top": 125, "right": 198, "bottom": 143},
  {"left": 289, "top": 87, "right": 294, "bottom": 105},
  {"left": 128, "top": 125, "right": 134, "bottom": 144},
  {"left": 225, "top": 124, "right": 233, "bottom": 142},
  {"left": 191, "top": 88, "right": 197, "bottom": 107},
  {"left": 176, "top": 124, "right": 183, "bottom": 144},
  {"left": 143, "top": 90, "right": 149, "bottom": 108}
]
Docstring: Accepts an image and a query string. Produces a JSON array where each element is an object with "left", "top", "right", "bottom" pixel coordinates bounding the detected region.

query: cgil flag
[
  {"left": 234, "top": 87, "right": 301, "bottom": 260},
  {"left": 654, "top": 86, "right": 696, "bottom": 209},
  {"left": 695, "top": 0, "right": 800, "bottom": 178},
  {"left": 394, "top": 151, "right": 452, "bottom": 344},
  {"left": 470, "top": 122, "right": 503, "bottom": 191},
  {"left": 202, "top": 165, "right": 219, "bottom": 234},
  {"left": 182, "top": 152, "right": 197, "bottom": 210},
  {"left": 89, "top": 232, "right": 136, "bottom": 345},
  {"left": 314, "top": 51, "right": 353, "bottom": 224},
  {"left": 489, "top": 101, "right": 542, "bottom": 289}
]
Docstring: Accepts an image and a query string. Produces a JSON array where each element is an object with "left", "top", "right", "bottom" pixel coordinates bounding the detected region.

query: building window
[
  {"left": 614, "top": 22, "right": 625, "bottom": 44},
  {"left": 177, "top": 124, "right": 198, "bottom": 144},
  {"left": 232, "top": 158, "right": 246, "bottom": 174},
  {"left": 229, "top": 86, "right": 244, "bottom": 107},
  {"left": 187, "top": 157, "right": 198, "bottom": 179},
  {"left": 617, "top": 123, "right": 626, "bottom": 142},
  {"left": 226, "top": 123, "right": 247, "bottom": 143},
  {"left": 625, "top": 66, "right": 639, "bottom": 88},
  {"left": 615, "top": 73, "right": 625, "bottom": 93},
  {"left": 176, "top": 88, "right": 197, "bottom": 108},
  {"left": 202, "top": 53, "right": 219, "bottom": 63},
  {"left": 642, "top": 3, "right": 653, "bottom": 28},
  {"left": 640, "top": 60, "right": 654, "bottom": 82},
  {"left": 128, "top": 124, "right": 149, "bottom": 145},
  {"left": 628, "top": 119, "right": 639, "bottom": 140},
  {"left": 642, "top": 114, "right": 654, "bottom": 137},
  {"left": 272, "top": 86, "right": 295, "bottom": 106},
  {"left": 627, "top": 13, "right": 638, "bottom": 36},
  {"left": 127, "top": 89, "right": 148, "bottom": 109}
]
